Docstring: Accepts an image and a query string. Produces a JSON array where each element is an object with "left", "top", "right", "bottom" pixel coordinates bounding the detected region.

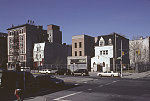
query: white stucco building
[
  {"left": 91, "top": 45, "right": 113, "bottom": 72},
  {"left": 33, "top": 43, "right": 45, "bottom": 67}
]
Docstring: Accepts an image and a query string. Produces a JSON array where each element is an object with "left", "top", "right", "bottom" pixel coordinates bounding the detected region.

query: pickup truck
[{"left": 97, "top": 71, "right": 120, "bottom": 77}]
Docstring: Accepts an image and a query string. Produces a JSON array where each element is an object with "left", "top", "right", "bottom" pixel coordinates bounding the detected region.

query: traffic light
[
  {"left": 136, "top": 50, "right": 140, "bottom": 55},
  {"left": 122, "top": 51, "right": 124, "bottom": 55}
]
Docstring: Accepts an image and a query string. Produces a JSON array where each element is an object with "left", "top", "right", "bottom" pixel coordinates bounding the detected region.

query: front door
[{"left": 97, "top": 65, "right": 102, "bottom": 72}]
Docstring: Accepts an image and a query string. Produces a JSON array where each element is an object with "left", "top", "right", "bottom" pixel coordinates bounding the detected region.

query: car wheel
[
  {"left": 99, "top": 74, "right": 102, "bottom": 77},
  {"left": 111, "top": 75, "right": 114, "bottom": 77}
]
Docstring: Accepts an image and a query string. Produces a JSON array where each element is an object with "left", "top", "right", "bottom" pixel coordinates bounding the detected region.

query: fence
[
  {"left": 37, "top": 64, "right": 68, "bottom": 70},
  {"left": 31, "top": 63, "right": 150, "bottom": 73}
]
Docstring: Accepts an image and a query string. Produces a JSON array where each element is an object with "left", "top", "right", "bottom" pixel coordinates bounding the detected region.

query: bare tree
[{"left": 129, "top": 37, "right": 149, "bottom": 71}]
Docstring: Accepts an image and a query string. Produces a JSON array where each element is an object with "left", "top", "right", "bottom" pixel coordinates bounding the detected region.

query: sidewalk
[
  {"left": 23, "top": 96, "right": 47, "bottom": 101},
  {"left": 89, "top": 71, "right": 150, "bottom": 79},
  {"left": 122, "top": 71, "right": 150, "bottom": 79}
]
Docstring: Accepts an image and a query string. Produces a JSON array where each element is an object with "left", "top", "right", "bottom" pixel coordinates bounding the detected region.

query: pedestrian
[{"left": 14, "top": 89, "right": 23, "bottom": 101}]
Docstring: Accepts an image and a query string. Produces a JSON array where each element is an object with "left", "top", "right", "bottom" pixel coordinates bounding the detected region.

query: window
[
  {"left": 103, "top": 51, "right": 105, "bottom": 55},
  {"left": 20, "top": 56, "right": 24, "bottom": 61},
  {"left": 99, "top": 37, "right": 105, "bottom": 46},
  {"left": 106, "top": 50, "right": 108, "bottom": 55},
  {"left": 100, "top": 51, "right": 102, "bottom": 55},
  {"left": 9, "top": 32, "right": 11, "bottom": 36},
  {"left": 79, "top": 51, "right": 82, "bottom": 56},
  {"left": 100, "top": 41, "right": 104, "bottom": 46},
  {"left": 36, "top": 54, "right": 38, "bottom": 59},
  {"left": 22, "top": 29, "right": 24, "bottom": 33},
  {"left": 93, "top": 62, "right": 96, "bottom": 67},
  {"left": 108, "top": 38, "right": 112, "bottom": 45},
  {"left": 79, "top": 42, "right": 82, "bottom": 48},
  {"left": 75, "top": 43, "right": 77, "bottom": 48},
  {"left": 75, "top": 51, "right": 77, "bottom": 56}
]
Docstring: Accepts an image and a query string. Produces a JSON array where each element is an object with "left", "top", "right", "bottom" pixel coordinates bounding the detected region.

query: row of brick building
[{"left": 0, "top": 22, "right": 149, "bottom": 72}]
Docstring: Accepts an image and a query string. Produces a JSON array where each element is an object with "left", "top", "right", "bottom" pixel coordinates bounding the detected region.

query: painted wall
[{"left": 91, "top": 45, "right": 113, "bottom": 72}]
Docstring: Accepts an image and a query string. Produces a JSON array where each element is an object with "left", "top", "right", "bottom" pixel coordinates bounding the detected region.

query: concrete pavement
[
  {"left": 122, "top": 70, "right": 150, "bottom": 79},
  {"left": 89, "top": 71, "right": 150, "bottom": 79}
]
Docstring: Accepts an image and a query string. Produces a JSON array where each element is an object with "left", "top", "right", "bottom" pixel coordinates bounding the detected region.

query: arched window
[
  {"left": 99, "top": 37, "right": 105, "bottom": 46},
  {"left": 108, "top": 38, "right": 112, "bottom": 45},
  {"left": 93, "top": 62, "right": 96, "bottom": 67}
]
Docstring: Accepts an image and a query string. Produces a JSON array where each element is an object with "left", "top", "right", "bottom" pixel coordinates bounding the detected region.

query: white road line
[
  {"left": 105, "top": 83, "right": 112, "bottom": 85},
  {"left": 99, "top": 85, "right": 103, "bottom": 87},
  {"left": 112, "top": 81, "right": 117, "bottom": 83},
  {"left": 105, "top": 80, "right": 119, "bottom": 86},
  {"left": 88, "top": 89, "right": 92, "bottom": 91},
  {"left": 53, "top": 91, "right": 82, "bottom": 101}
]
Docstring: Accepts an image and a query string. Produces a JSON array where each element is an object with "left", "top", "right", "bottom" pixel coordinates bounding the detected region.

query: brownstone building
[{"left": 7, "top": 22, "right": 47, "bottom": 70}]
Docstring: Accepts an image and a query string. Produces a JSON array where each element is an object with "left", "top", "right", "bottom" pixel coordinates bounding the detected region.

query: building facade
[
  {"left": 0, "top": 32, "right": 7, "bottom": 69},
  {"left": 47, "top": 24, "right": 62, "bottom": 44},
  {"left": 91, "top": 33, "right": 129, "bottom": 72},
  {"left": 91, "top": 45, "right": 113, "bottom": 72},
  {"left": 33, "top": 42, "right": 71, "bottom": 69},
  {"left": 7, "top": 23, "right": 47, "bottom": 70},
  {"left": 67, "top": 35, "right": 95, "bottom": 71},
  {"left": 129, "top": 37, "right": 150, "bottom": 72}
]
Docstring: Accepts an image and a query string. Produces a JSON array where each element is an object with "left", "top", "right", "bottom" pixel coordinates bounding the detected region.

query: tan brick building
[{"left": 67, "top": 35, "right": 95, "bottom": 71}]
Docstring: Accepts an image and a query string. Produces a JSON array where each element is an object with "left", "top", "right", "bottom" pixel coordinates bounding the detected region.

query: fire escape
[{"left": 13, "top": 31, "right": 20, "bottom": 71}]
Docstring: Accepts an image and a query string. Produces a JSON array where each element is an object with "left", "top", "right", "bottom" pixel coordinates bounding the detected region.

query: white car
[
  {"left": 39, "top": 69, "right": 51, "bottom": 74},
  {"left": 97, "top": 71, "right": 120, "bottom": 77}
]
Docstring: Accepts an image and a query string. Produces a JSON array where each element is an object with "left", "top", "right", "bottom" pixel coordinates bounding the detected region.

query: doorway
[{"left": 97, "top": 64, "right": 102, "bottom": 72}]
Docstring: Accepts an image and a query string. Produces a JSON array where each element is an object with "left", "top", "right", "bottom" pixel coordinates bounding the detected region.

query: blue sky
[{"left": 0, "top": 0, "right": 150, "bottom": 44}]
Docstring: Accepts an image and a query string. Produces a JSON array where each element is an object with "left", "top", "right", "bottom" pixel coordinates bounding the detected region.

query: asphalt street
[
  {"left": 24, "top": 75, "right": 150, "bottom": 101},
  {"left": 0, "top": 75, "right": 150, "bottom": 101},
  {"left": 42, "top": 77, "right": 150, "bottom": 101}
]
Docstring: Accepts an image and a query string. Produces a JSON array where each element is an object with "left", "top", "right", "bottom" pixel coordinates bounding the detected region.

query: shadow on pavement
[{"left": 0, "top": 83, "right": 80, "bottom": 101}]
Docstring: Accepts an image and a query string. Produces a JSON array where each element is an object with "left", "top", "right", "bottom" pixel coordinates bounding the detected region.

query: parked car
[
  {"left": 97, "top": 71, "right": 120, "bottom": 77},
  {"left": 36, "top": 75, "right": 64, "bottom": 88},
  {"left": 73, "top": 69, "right": 89, "bottom": 76},
  {"left": 39, "top": 69, "right": 51, "bottom": 74},
  {"left": 1, "top": 70, "right": 39, "bottom": 91},
  {"left": 55, "top": 69, "right": 72, "bottom": 75}
]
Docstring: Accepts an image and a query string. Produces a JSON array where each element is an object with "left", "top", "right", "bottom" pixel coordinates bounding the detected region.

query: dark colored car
[
  {"left": 73, "top": 69, "right": 89, "bottom": 76},
  {"left": 1, "top": 70, "right": 38, "bottom": 91},
  {"left": 55, "top": 69, "right": 72, "bottom": 75},
  {"left": 36, "top": 75, "right": 64, "bottom": 88}
]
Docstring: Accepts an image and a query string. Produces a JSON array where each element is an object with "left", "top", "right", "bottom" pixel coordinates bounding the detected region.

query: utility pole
[
  {"left": 113, "top": 33, "right": 117, "bottom": 72},
  {"left": 121, "top": 40, "right": 123, "bottom": 77}
]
